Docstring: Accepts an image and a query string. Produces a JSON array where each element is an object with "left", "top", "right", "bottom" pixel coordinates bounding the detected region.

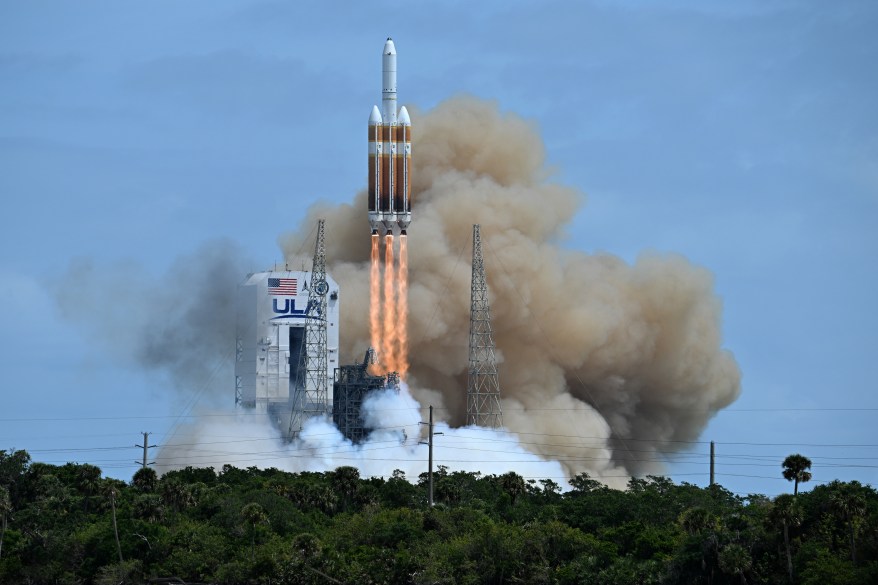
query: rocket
[{"left": 368, "top": 38, "right": 412, "bottom": 236}]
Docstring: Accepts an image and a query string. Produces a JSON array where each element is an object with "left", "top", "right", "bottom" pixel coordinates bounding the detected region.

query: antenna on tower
[
  {"left": 466, "top": 224, "right": 503, "bottom": 428},
  {"left": 289, "top": 219, "right": 330, "bottom": 438}
]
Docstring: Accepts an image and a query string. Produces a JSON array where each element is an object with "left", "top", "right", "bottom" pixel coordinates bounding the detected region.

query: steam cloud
[{"left": 56, "top": 96, "right": 740, "bottom": 486}]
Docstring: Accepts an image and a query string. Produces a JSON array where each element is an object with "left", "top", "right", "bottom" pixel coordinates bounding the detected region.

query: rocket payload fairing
[{"left": 368, "top": 38, "right": 412, "bottom": 236}]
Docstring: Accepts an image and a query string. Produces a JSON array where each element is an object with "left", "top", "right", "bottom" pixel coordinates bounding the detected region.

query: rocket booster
[{"left": 368, "top": 38, "right": 412, "bottom": 235}]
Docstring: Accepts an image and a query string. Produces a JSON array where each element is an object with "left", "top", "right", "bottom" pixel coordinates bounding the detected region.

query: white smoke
[{"left": 154, "top": 382, "right": 568, "bottom": 485}]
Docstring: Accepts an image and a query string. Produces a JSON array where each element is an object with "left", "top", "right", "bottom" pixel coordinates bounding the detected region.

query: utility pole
[
  {"left": 135, "top": 432, "right": 156, "bottom": 468},
  {"left": 419, "top": 405, "right": 443, "bottom": 506},
  {"left": 710, "top": 441, "right": 715, "bottom": 486}
]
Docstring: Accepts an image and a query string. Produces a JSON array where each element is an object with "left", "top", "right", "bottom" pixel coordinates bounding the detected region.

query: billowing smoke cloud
[
  {"left": 55, "top": 240, "right": 249, "bottom": 408},
  {"left": 56, "top": 97, "right": 739, "bottom": 486},
  {"left": 279, "top": 96, "right": 741, "bottom": 480}
]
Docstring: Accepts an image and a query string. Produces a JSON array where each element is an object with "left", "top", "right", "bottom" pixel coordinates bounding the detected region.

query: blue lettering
[{"left": 271, "top": 298, "right": 308, "bottom": 319}]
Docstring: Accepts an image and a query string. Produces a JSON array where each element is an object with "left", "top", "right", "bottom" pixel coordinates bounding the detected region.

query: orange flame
[
  {"left": 367, "top": 231, "right": 409, "bottom": 379},
  {"left": 382, "top": 234, "right": 397, "bottom": 372},
  {"left": 368, "top": 234, "right": 383, "bottom": 374},
  {"left": 396, "top": 235, "right": 409, "bottom": 378}
]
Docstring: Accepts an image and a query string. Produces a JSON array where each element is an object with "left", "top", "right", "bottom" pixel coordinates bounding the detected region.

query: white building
[{"left": 235, "top": 270, "right": 340, "bottom": 413}]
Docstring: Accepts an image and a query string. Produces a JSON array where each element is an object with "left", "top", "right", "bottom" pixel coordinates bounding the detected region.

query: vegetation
[
  {"left": 1, "top": 449, "right": 876, "bottom": 584},
  {"left": 782, "top": 454, "right": 813, "bottom": 497}
]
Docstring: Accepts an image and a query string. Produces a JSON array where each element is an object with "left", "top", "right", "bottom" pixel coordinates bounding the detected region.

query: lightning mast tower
[
  {"left": 466, "top": 224, "right": 503, "bottom": 428},
  {"left": 289, "top": 219, "right": 331, "bottom": 437}
]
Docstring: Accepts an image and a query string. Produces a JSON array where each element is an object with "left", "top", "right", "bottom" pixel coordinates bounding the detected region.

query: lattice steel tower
[
  {"left": 289, "top": 219, "right": 330, "bottom": 437},
  {"left": 466, "top": 224, "right": 503, "bottom": 428}
]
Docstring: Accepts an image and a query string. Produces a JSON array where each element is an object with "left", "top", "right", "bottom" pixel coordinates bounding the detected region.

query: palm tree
[
  {"left": 499, "top": 472, "right": 526, "bottom": 505},
  {"left": 781, "top": 454, "right": 812, "bottom": 496},
  {"left": 830, "top": 483, "right": 867, "bottom": 564},
  {"left": 160, "top": 478, "right": 195, "bottom": 513},
  {"left": 679, "top": 506, "right": 716, "bottom": 536},
  {"left": 331, "top": 466, "right": 360, "bottom": 511},
  {"left": 678, "top": 507, "right": 720, "bottom": 582},
  {"left": 0, "top": 485, "right": 10, "bottom": 561},
  {"left": 76, "top": 463, "right": 102, "bottom": 513},
  {"left": 770, "top": 494, "right": 802, "bottom": 582},
  {"left": 718, "top": 543, "right": 751, "bottom": 585},
  {"left": 132, "top": 467, "right": 158, "bottom": 493},
  {"left": 241, "top": 502, "right": 269, "bottom": 561}
]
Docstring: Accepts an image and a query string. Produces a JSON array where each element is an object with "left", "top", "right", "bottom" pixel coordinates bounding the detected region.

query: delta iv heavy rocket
[{"left": 368, "top": 38, "right": 412, "bottom": 236}]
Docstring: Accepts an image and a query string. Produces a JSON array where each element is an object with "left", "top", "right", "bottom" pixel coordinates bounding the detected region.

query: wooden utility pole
[
  {"left": 710, "top": 441, "right": 715, "bottom": 486},
  {"left": 419, "top": 405, "right": 443, "bottom": 506},
  {"left": 135, "top": 432, "right": 156, "bottom": 468}
]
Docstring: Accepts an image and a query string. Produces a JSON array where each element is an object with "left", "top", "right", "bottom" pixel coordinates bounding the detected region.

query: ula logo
[
  {"left": 270, "top": 298, "right": 325, "bottom": 321},
  {"left": 270, "top": 298, "right": 307, "bottom": 320}
]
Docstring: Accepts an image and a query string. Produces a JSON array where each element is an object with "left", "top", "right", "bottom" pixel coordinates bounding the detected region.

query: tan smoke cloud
[{"left": 280, "top": 96, "right": 741, "bottom": 479}]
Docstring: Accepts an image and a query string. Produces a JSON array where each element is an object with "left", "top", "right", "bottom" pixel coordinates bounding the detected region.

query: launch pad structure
[
  {"left": 235, "top": 216, "right": 402, "bottom": 442},
  {"left": 332, "top": 348, "right": 400, "bottom": 443}
]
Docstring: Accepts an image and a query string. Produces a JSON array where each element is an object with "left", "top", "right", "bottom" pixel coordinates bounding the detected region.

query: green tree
[
  {"left": 570, "top": 472, "right": 602, "bottom": 494},
  {"left": 241, "top": 502, "right": 269, "bottom": 561},
  {"left": 131, "top": 467, "right": 158, "bottom": 493},
  {"left": 0, "top": 449, "right": 30, "bottom": 481},
  {"left": 500, "top": 472, "right": 526, "bottom": 506},
  {"left": 0, "top": 485, "right": 9, "bottom": 561},
  {"left": 770, "top": 494, "right": 802, "bottom": 582},
  {"left": 829, "top": 483, "right": 867, "bottom": 564},
  {"left": 330, "top": 466, "right": 360, "bottom": 511},
  {"left": 132, "top": 493, "right": 164, "bottom": 523},
  {"left": 75, "top": 463, "right": 103, "bottom": 514},
  {"left": 160, "top": 478, "right": 196, "bottom": 513},
  {"left": 718, "top": 543, "right": 751, "bottom": 584},
  {"left": 782, "top": 454, "right": 812, "bottom": 496}
]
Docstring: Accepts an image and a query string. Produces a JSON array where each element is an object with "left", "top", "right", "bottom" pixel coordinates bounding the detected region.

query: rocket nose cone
[
  {"left": 384, "top": 38, "right": 396, "bottom": 55},
  {"left": 398, "top": 106, "right": 411, "bottom": 126},
  {"left": 369, "top": 105, "right": 382, "bottom": 125}
]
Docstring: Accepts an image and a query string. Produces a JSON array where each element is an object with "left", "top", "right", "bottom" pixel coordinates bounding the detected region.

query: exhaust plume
[
  {"left": 382, "top": 234, "right": 397, "bottom": 371},
  {"left": 280, "top": 96, "right": 741, "bottom": 479}
]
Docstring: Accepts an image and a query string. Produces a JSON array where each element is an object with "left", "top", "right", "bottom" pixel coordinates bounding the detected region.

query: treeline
[{"left": 1, "top": 449, "right": 876, "bottom": 584}]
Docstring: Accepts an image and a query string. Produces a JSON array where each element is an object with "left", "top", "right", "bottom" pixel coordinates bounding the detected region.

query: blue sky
[{"left": 1, "top": 0, "right": 876, "bottom": 496}]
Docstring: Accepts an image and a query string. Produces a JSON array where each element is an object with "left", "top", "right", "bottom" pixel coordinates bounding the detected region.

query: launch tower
[
  {"left": 465, "top": 224, "right": 503, "bottom": 428},
  {"left": 234, "top": 221, "right": 340, "bottom": 432},
  {"left": 289, "top": 219, "right": 331, "bottom": 437}
]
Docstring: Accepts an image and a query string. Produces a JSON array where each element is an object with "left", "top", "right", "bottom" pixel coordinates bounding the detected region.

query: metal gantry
[
  {"left": 289, "top": 219, "right": 330, "bottom": 438},
  {"left": 466, "top": 224, "right": 503, "bottom": 428},
  {"left": 332, "top": 348, "right": 397, "bottom": 444}
]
